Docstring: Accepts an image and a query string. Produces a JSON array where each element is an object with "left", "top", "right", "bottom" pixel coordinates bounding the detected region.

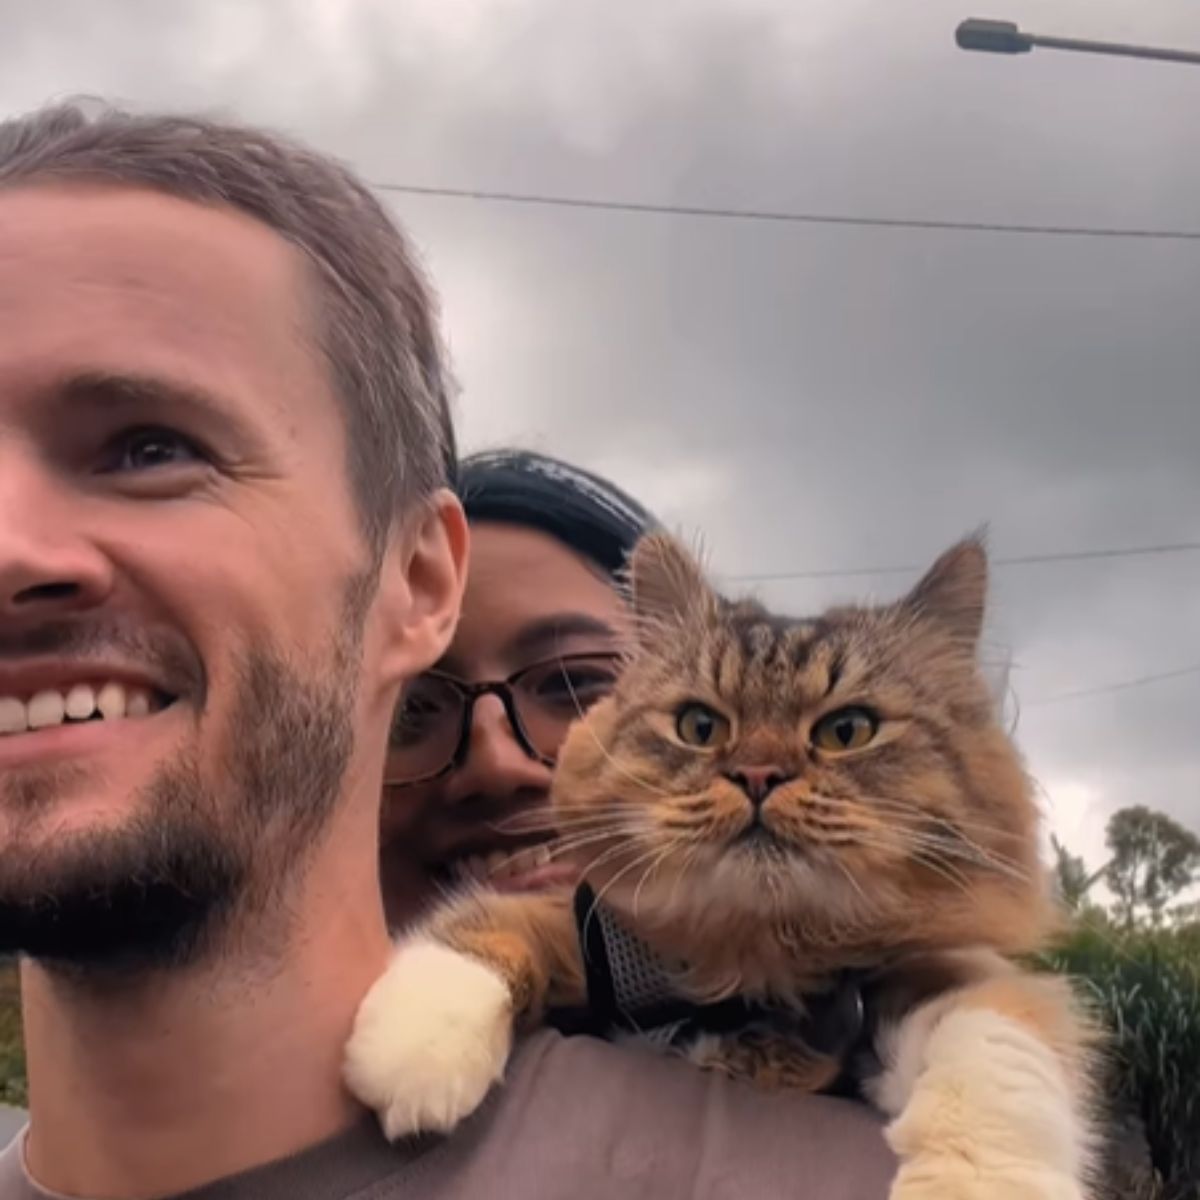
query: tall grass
[{"left": 1041, "top": 922, "right": 1200, "bottom": 1200}]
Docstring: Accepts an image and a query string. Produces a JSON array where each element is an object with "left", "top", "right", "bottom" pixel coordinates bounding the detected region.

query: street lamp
[{"left": 956, "top": 18, "right": 1200, "bottom": 65}]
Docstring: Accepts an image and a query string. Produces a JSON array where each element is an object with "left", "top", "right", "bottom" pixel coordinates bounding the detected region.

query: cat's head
[{"left": 553, "top": 533, "right": 1053, "bottom": 958}]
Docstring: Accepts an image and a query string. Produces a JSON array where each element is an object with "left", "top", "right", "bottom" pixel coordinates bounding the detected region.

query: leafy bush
[
  {"left": 1040, "top": 921, "right": 1200, "bottom": 1200},
  {"left": 0, "top": 962, "right": 25, "bottom": 1108}
]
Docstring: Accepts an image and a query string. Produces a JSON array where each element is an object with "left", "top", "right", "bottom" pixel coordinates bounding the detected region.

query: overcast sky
[{"left": 4, "top": 0, "right": 1198, "bottom": 884}]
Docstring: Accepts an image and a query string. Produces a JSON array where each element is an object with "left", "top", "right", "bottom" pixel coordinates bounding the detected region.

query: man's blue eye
[{"left": 109, "top": 428, "right": 202, "bottom": 472}]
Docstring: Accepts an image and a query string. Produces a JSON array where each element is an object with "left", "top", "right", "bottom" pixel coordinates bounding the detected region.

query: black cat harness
[{"left": 546, "top": 884, "right": 874, "bottom": 1094}]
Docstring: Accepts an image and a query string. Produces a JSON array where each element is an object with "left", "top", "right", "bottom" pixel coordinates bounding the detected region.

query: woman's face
[{"left": 382, "top": 522, "right": 629, "bottom": 913}]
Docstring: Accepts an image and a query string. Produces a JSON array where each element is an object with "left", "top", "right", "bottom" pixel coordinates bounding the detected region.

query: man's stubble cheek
[
  {"left": 0, "top": 564, "right": 378, "bottom": 971},
  {"left": 0, "top": 644, "right": 357, "bottom": 971}
]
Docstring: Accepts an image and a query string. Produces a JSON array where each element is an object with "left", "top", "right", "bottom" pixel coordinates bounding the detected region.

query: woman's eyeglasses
[{"left": 385, "top": 652, "right": 624, "bottom": 786}]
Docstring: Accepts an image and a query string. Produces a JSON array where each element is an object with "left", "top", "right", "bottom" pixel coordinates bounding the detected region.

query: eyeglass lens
[{"left": 387, "top": 654, "right": 622, "bottom": 785}]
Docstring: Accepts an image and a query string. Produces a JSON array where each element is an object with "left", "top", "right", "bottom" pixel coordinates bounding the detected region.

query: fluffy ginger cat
[{"left": 346, "top": 533, "right": 1099, "bottom": 1199}]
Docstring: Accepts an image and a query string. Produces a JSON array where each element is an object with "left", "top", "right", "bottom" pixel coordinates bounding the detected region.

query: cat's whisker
[
  {"left": 886, "top": 811, "right": 1029, "bottom": 850},
  {"left": 543, "top": 832, "right": 624, "bottom": 859},
  {"left": 843, "top": 828, "right": 978, "bottom": 895},
  {"left": 859, "top": 801, "right": 1017, "bottom": 840},
  {"left": 934, "top": 820, "right": 1029, "bottom": 851},
  {"left": 575, "top": 844, "right": 650, "bottom": 952},
  {"left": 575, "top": 839, "right": 643, "bottom": 888},
  {"left": 545, "top": 828, "right": 643, "bottom": 853},
  {"left": 945, "top": 840, "right": 1031, "bottom": 883},
  {"left": 828, "top": 855, "right": 876, "bottom": 913},
  {"left": 544, "top": 826, "right": 640, "bottom": 863},
  {"left": 487, "top": 814, "right": 582, "bottom": 836},
  {"left": 895, "top": 840, "right": 990, "bottom": 894},
  {"left": 501, "top": 800, "right": 646, "bottom": 815},
  {"left": 839, "top": 828, "right": 978, "bottom": 895},
  {"left": 542, "top": 814, "right": 639, "bottom": 835},
  {"left": 564, "top": 707, "right": 676, "bottom": 799},
  {"left": 548, "top": 801, "right": 649, "bottom": 812},
  {"left": 546, "top": 818, "right": 642, "bottom": 833},
  {"left": 583, "top": 844, "right": 680, "bottom": 939},
  {"left": 818, "top": 798, "right": 1036, "bottom": 877},
  {"left": 489, "top": 808, "right": 647, "bottom": 839},
  {"left": 491, "top": 802, "right": 646, "bottom": 828},
  {"left": 665, "top": 838, "right": 709, "bottom": 910},
  {"left": 657, "top": 818, "right": 714, "bottom": 834},
  {"left": 547, "top": 811, "right": 650, "bottom": 830},
  {"left": 888, "top": 826, "right": 1031, "bottom": 885},
  {"left": 822, "top": 794, "right": 1029, "bottom": 846},
  {"left": 909, "top": 851, "right": 978, "bottom": 897},
  {"left": 912, "top": 832, "right": 1032, "bottom": 884},
  {"left": 632, "top": 843, "right": 682, "bottom": 918}
]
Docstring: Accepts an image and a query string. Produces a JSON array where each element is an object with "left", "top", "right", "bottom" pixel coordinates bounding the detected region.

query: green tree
[{"left": 1105, "top": 806, "right": 1200, "bottom": 929}]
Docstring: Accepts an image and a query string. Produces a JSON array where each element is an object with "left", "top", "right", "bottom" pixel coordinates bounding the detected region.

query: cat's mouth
[{"left": 730, "top": 823, "right": 789, "bottom": 853}]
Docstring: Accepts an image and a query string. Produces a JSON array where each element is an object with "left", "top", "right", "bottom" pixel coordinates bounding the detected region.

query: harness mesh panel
[{"left": 597, "top": 905, "right": 684, "bottom": 1012}]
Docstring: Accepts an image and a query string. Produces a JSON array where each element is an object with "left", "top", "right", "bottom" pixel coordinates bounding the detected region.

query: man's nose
[
  {"left": 0, "top": 447, "right": 115, "bottom": 622},
  {"left": 441, "top": 694, "right": 552, "bottom": 807}
]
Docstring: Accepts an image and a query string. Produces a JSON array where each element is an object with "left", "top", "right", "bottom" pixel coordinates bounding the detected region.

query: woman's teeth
[
  {"left": 0, "top": 682, "right": 162, "bottom": 736},
  {"left": 453, "top": 844, "right": 554, "bottom": 883}
]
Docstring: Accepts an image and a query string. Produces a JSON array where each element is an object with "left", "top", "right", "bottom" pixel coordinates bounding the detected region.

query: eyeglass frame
[{"left": 384, "top": 651, "right": 624, "bottom": 787}]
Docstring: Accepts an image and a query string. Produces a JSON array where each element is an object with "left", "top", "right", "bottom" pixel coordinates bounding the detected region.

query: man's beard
[{"left": 0, "top": 617, "right": 365, "bottom": 977}]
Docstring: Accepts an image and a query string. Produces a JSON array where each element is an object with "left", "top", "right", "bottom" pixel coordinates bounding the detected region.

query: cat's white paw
[
  {"left": 888, "top": 1160, "right": 1084, "bottom": 1200},
  {"left": 883, "top": 1008, "right": 1090, "bottom": 1200},
  {"left": 344, "top": 937, "right": 514, "bottom": 1139}
]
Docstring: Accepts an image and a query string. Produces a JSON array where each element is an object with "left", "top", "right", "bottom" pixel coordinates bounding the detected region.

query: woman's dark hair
[{"left": 456, "top": 450, "right": 657, "bottom": 577}]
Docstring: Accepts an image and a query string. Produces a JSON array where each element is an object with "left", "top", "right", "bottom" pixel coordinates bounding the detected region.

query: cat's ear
[
  {"left": 626, "top": 532, "right": 718, "bottom": 632},
  {"left": 902, "top": 535, "right": 988, "bottom": 650}
]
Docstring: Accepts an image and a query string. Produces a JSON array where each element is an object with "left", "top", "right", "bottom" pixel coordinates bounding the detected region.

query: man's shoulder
[
  {"left": 433, "top": 1029, "right": 898, "bottom": 1198},
  {"left": 242, "top": 1032, "right": 897, "bottom": 1200}
]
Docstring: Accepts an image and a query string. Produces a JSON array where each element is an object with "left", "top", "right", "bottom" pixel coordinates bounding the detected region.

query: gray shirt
[{"left": 0, "top": 1030, "right": 896, "bottom": 1199}]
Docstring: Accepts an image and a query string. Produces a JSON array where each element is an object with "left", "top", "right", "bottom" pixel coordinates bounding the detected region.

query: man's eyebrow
[
  {"left": 55, "top": 371, "right": 261, "bottom": 442},
  {"left": 508, "top": 614, "right": 620, "bottom": 662}
]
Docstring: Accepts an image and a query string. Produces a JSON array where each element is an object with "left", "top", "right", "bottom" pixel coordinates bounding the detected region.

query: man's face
[{"left": 0, "top": 183, "right": 378, "bottom": 968}]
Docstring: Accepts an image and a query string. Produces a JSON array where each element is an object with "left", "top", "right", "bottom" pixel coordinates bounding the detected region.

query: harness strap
[{"left": 546, "top": 884, "right": 871, "bottom": 1073}]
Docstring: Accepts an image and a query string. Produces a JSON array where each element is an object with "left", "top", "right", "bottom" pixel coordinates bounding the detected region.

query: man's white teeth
[
  {"left": 97, "top": 682, "right": 127, "bottom": 720},
  {"left": 28, "top": 691, "right": 66, "bottom": 730},
  {"left": 0, "top": 683, "right": 159, "bottom": 735},
  {"left": 0, "top": 699, "right": 24, "bottom": 735},
  {"left": 454, "top": 844, "right": 554, "bottom": 883}
]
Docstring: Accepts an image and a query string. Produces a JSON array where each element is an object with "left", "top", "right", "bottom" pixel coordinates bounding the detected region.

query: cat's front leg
[
  {"left": 685, "top": 1028, "right": 842, "bottom": 1093},
  {"left": 869, "top": 972, "right": 1097, "bottom": 1200},
  {"left": 344, "top": 887, "right": 581, "bottom": 1139}
]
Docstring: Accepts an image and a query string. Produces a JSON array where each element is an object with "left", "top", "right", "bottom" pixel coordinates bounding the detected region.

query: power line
[
  {"left": 374, "top": 180, "right": 1200, "bottom": 242},
  {"left": 1026, "top": 663, "right": 1200, "bottom": 707},
  {"left": 724, "top": 539, "right": 1200, "bottom": 584}
]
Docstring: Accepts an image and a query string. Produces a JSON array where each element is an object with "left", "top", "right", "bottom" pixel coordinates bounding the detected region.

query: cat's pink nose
[{"left": 725, "top": 766, "right": 793, "bottom": 805}]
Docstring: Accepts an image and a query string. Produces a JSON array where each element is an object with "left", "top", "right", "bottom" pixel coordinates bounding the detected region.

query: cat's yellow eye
[
  {"left": 675, "top": 702, "right": 730, "bottom": 749},
  {"left": 811, "top": 706, "right": 878, "bottom": 754}
]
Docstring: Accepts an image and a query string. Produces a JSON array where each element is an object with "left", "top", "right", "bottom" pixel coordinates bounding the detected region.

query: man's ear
[{"left": 373, "top": 489, "right": 469, "bottom": 688}]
